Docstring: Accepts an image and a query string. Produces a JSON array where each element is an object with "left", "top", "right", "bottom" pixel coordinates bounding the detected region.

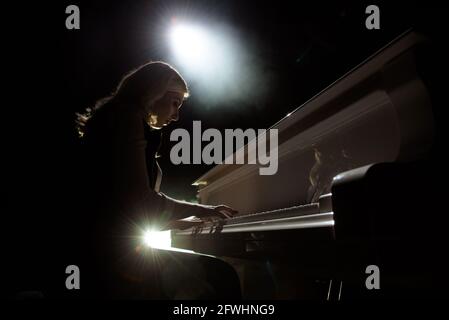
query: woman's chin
[
  {"left": 148, "top": 120, "right": 170, "bottom": 129},
  {"left": 149, "top": 123, "right": 163, "bottom": 130}
]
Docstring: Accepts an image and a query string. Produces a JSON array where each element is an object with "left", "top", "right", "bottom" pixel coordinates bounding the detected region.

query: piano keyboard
[
  {"left": 225, "top": 203, "right": 320, "bottom": 225},
  {"left": 175, "top": 196, "right": 334, "bottom": 235}
]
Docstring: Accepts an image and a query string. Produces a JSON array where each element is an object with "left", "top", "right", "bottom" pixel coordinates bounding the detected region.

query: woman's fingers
[
  {"left": 163, "top": 220, "right": 204, "bottom": 230},
  {"left": 215, "top": 205, "right": 238, "bottom": 219},
  {"left": 195, "top": 204, "right": 239, "bottom": 219}
]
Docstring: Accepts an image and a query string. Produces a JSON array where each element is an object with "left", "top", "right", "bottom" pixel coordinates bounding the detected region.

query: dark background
[{"left": 3, "top": 0, "right": 448, "bottom": 295}]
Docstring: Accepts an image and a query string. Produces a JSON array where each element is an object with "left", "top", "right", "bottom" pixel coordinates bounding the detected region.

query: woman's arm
[
  {"left": 160, "top": 192, "right": 237, "bottom": 220},
  {"left": 111, "top": 107, "right": 236, "bottom": 227}
]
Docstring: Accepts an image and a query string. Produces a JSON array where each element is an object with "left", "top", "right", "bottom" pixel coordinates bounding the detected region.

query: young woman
[{"left": 74, "top": 61, "right": 239, "bottom": 298}]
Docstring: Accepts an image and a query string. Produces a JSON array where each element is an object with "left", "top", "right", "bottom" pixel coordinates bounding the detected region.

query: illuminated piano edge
[
  {"left": 173, "top": 212, "right": 334, "bottom": 235},
  {"left": 172, "top": 193, "right": 334, "bottom": 235}
]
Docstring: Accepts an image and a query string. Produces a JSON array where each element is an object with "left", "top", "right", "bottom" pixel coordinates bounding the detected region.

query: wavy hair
[{"left": 75, "top": 61, "right": 188, "bottom": 138}]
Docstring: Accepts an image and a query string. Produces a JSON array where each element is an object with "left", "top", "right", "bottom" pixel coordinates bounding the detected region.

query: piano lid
[{"left": 192, "top": 31, "right": 434, "bottom": 215}]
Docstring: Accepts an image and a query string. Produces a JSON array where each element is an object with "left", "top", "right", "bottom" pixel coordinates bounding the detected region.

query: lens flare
[{"left": 143, "top": 229, "right": 172, "bottom": 249}]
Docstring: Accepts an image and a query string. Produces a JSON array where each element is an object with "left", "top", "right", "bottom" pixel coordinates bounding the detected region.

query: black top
[
  {"left": 73, "top": 102, "right": 169, "bottom": 272},
  {"left": 143, "top": 121, "right": 163, "bottom": 191}
]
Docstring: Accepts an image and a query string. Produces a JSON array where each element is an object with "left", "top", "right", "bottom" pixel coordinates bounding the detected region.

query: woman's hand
[
  {"left": 195, "top": 204, "right": 238, "bottom": 220},
  {"left": 161, "top": 204, "right": 238, "bottom": 231},
  {"left": 161, "top": 219, "right": 204, "bottom": 231}
]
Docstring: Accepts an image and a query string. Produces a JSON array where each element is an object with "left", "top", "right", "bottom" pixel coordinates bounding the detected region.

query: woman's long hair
[{"left": 75, "top": 61, "right": 188, "bottom": 138}]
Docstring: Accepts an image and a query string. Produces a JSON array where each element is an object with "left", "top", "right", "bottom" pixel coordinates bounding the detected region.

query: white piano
[{"left": 172, "top": 31, "right": 444, "bottom": 299}]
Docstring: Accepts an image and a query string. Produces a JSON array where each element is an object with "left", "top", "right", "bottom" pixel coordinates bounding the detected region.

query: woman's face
[{"left": 147, "top": 91, "right": 184, "bottom": 129}]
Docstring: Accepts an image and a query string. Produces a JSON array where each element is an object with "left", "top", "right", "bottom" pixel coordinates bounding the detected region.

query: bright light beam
[
  {"left": 143, "top": 229, "right": 172, "bottom": 249},
  {"left": 168, "top": 21, "right": 244, "bottom": 105},
  {"left": 165, "top": 16, "right": 272, "bottom": 109},
  {"left": 170, "top": 24, "right": 216, "bottom": 69}
]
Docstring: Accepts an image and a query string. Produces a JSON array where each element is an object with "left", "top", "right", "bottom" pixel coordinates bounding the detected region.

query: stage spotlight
[
  {"left": 167, "top": 21, "right": 241, "bottom": 102},
  {"left": 169, "top": 24, "right": 217, "bottom": 69},
  {"left": 167, "top": 19, "right": 267, "bottom": 108},
  {"left": 143, "top": 229, "right": 172, "bottom": 249}
]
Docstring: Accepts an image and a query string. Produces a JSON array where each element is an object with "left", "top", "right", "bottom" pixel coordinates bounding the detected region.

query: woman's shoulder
[
  {"left": 89, "top": 101, "right": 141, "bottom": 130},
  {"left": 84, "top": 104, "right": 149, "bottom": 154}
]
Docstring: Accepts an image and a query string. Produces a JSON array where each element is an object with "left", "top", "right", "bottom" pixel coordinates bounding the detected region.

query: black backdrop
[{"left": 3, "top": 0, "right": 448, "bottom": 297}]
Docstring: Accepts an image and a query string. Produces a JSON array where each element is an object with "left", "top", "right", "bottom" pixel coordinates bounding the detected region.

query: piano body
[{"left": 171, "top": 31, "right": 446, "bottom": 299}]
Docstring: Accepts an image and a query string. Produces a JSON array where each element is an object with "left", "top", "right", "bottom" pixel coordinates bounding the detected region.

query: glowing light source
[
  {"left": 164, "top": 17, "right": 271, "bottom": 109},
  {"left": 143, "top": 229, "right": 172, "bottom": 249},
  {"left": 167, "top": 21, "right": 246, "bottom": 106},
  {"left": 169, "top": 24, "right": 216, "bottom": 68}
]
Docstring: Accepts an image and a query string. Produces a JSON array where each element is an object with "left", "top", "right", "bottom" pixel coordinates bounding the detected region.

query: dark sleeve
[
  {"left": 112, "top": 108, "right": 168, "bottom": 223},
  {"left": 111, "top": 108, "right": 204, "bottom": 225}
]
